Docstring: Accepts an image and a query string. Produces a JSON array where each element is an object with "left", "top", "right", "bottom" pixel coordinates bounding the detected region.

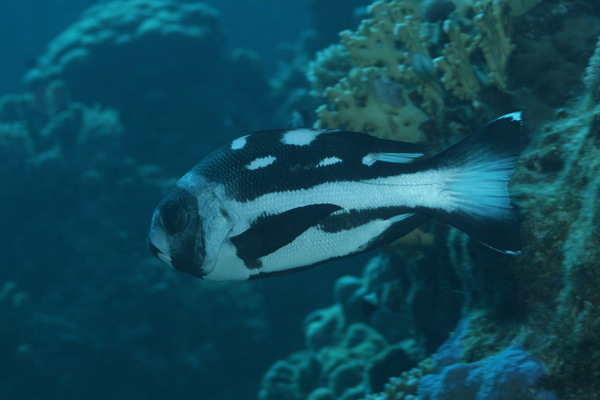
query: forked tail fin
[{"left": 431, "top": 112, "right": 522, "bottom": 254}]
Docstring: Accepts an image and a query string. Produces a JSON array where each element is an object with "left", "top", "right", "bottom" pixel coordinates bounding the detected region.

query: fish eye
[{"left": 160, "top": 201, "right": 188, "bottom": 234}]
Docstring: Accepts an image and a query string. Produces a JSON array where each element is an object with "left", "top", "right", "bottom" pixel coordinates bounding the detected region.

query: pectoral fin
[{"left": 231, "top": 204, "right": 342, "bottom": 266}]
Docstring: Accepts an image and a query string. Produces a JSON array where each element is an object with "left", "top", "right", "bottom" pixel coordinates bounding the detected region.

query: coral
[
  {"left": 310, "top": 0, "right": 527, "bottom": 144},
  {"left": 0, "top": 82, "right": 275, "bottom": 400},
  {"left": 354, "top": 84, "right": 600, "bottom": 400},
  {"left": 435, "top": 44, "right": 600, "bottom": 399},
  {"left": 0, "top": 94, "right": 124, "bottom": 171},
  {"left": 414, "top": 318, "right": 553, "bottom": 400},
  {"left": 365, "top": 319, "right": 556, "bottom": 400},
  {"left": 0, "top": 120, "right": 34, "bottom": 168},
  {"left": 24, "top": 0, "right": 273, "bottom": 169},
  {"left": 261, "top": 319, "right": 410, "bottom": 400},
  {"left": 418, "top": 346, "right": 552, "bottom": 399},
  {"left": 510, "top": 7, "right": 600, "bottom": 124},
  {"left": 315, "top": 66, "right": 430, "bottom": 142},
  {"left": 308, "top": 45, "right": 354, "bottom": 98},
  {"left": 259, "top": 257, "right": 433, "bottom": 400},
  {"left": 281, "top": 3, "right": 600, "bottom": 400},
  {"left": 420, "top": 0, "right": 455, "bottom": 23},
  {"left": 506, "top": 0, "right": 543, "bottom": 16}
]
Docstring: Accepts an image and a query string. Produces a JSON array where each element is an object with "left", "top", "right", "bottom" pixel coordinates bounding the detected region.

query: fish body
[{"left": 148, "top": 113, "right": 522, "bottom": 281}]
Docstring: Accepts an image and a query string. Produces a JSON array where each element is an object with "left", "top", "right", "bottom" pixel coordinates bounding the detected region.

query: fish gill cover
[{"left": 1, "top": 0, "right": 600, "bottom": 399}]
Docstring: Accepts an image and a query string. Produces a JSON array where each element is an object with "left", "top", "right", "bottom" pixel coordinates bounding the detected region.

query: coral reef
[
  {"left": 369, "top": 319, "right": 556, "bottom": 400},
  {"left": 261, "top": 1, "right": 600, "bottom": 400},
  {"left": 258, "top": 255, "right": 456, "bottom": 400},
  {"left": 4, "top": 0, "right": 600, "bottom": 399},
  {"left": 510, "top": 4, "right": 600, "bottom": 125},
  {"left": 0, "top": 2, "right": 304, "bottom": 399},
  {"left": 418, "top": 345, "right": 553, "bottom": 400},
  {"left": 309, "top": 0, "right": 600, "bottom": 141},
  {"left": 259, "top": 320, "right": 404, "bottom": 400},
  {"left": 308, "top": 0, "right": 533, "bottom": 144},
  {"left": 25, "top": 0, "right": 274, "bottom": 169}
]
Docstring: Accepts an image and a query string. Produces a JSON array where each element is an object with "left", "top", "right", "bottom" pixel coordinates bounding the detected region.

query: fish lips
[{"left": 147, "top": 237, "right": 173, "bottom": 267}]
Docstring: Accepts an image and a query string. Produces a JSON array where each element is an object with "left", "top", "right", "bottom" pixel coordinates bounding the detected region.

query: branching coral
[
  {"left": 308, "top": 45, "right": 354, "bottom": 98},
  {"left": 309, "top": 0, "right": 524, "bottom": 144}
]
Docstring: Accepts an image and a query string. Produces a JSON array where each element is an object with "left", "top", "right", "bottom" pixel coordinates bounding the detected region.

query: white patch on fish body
[
  {"left": 246, "top": 156, "right": 276, "bottom": 170},
  {"left": 201, "top": 245, "right": 252, "bottom": 281},
  {"left": 203, "top": 213, "right": 413, "bottom": 281},
  {"left": 362, "top": 152, "right": 424, "bottom": 166},
  {"left": 499, "top": 112, "right": 521, "bottom": 122},
  {"left": 231, "top": 135, "right": 249, "bottom": 150},
  {"left": 282, "top": 129, "right": 322, "bottom": 146},
  {"left": 221, "top": 169, "right": 454, "bottom": 239},
  {"left": 202, "top": 168, "right": 460, "bottom": 280},
  {"left": 244, "top": 219, "right": 393, "bottom": 278},
  {"left": 317, "top": 157, "right": 342, "bottom": 167}
]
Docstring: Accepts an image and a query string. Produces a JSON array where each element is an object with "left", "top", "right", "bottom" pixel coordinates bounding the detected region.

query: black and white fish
[{"left": 148, "top": 113, "right": 522, "bottom": 281}]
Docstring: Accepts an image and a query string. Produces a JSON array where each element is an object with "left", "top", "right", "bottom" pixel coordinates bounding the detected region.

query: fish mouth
[{"left": 147, "top": 239, "right": 173, "bottom": 267}]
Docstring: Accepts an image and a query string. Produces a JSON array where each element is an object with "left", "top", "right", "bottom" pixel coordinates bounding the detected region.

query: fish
[{"left": 147, "top": 113, "right": 523, "bottom": 281}]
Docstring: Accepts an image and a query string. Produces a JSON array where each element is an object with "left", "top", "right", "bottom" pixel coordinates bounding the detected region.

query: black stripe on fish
[
  {"left": 197, "top": 129, "right": 428, "bottom": 202},
  {"left": 318, "top": 206, "right": 413, "bottom": 233},
  {"left": 245, "top": 212, "right": 431, "bottom": 280},
  {"left": 230, "top": 203, "right": 342, "bottom": 268}
]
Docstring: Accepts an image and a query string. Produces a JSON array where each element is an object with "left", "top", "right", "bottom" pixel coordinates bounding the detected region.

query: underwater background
[{"left": 2, "top": 0, "right": 600, "bottom": 399}]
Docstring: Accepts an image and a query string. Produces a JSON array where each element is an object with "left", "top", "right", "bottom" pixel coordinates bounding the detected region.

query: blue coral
[{"left": 416, "top": 319, "right": 556, "bottom": 400}]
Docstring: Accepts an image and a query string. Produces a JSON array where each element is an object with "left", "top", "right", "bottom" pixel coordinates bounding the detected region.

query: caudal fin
[{"left": 431, "top": 112, "right": 522, "bottom": 254}]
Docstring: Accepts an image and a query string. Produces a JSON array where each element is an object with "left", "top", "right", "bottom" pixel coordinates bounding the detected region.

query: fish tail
[{"left": 431, "top": 112, "right": 523, "bottom": 254}]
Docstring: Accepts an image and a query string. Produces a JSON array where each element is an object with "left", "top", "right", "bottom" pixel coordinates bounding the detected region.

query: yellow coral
[
  {"left": 434, "top": 20, "right": 481, "bottom": 100},
  {"left": 310, "top": 0, "right": 522, "bottom": 141},
  {"left": 473, "top": 0, "right": 515, "bottom": 91},
  {"left": 316, "top": 67, "right": 429, "bottom": 142}
]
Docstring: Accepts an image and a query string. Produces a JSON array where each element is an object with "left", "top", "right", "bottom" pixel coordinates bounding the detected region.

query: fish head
[{"left": 147, "top": 185, "right": 207, "bottom": 277}]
